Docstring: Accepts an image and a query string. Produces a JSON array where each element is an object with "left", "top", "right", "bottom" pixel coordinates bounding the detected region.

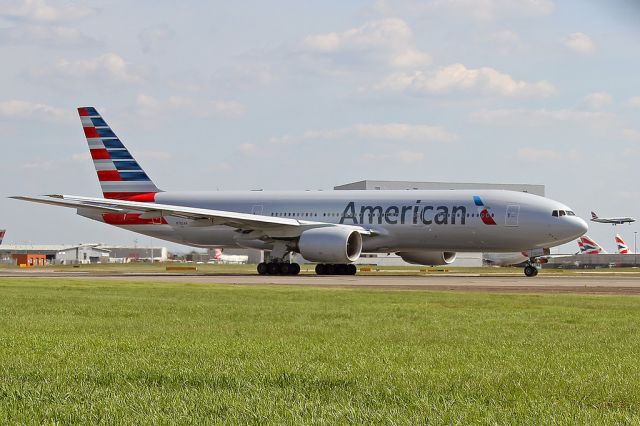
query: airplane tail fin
[
  {"left": 213, "top": 248, "right": 223, "bottom": 260},
  {"left": 0, "top": 230, "right": 5, "bottom": 245},
  {"left": 615, "top": 234, "right": 630, "bottom": 254},
  {"left": 580, "top": 235, "right": 607, "bottom": 254},
  {"left": 78, "top": 107, "right": 161, "bottom": 200},
  {"left": 577, "top": 238, "right": 585, "bottom": 254},
  {"left": 591, "top": 211, "right": 598, "bottom": 220}
]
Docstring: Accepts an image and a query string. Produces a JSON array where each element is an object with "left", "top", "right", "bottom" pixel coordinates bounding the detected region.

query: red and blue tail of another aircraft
[
  {"left": 615, "top": 234, "right": 630, "bottom": 254},
  {"left": 78, "top": 107, "right": 161, "bottom": 200}
]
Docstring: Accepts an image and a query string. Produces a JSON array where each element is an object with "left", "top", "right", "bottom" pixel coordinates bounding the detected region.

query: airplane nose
[{"left": 574, "top": 217, "right": 588, "bottom": 237}]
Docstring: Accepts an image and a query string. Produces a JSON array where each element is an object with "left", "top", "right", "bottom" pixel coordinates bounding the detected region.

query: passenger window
[{"left": 552, "top": 210, "right": 558, "bottom": 217}]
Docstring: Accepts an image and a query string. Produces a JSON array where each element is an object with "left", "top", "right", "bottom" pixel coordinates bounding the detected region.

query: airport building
[
  {"left": 334, "top": 180, "right": 545, "bottom": 196},
  {"left": 0, "top": 244, "right": 111, "bottom": 265},
  {"left": 98, "top": 246, "right": 169, "bottom": 263}
]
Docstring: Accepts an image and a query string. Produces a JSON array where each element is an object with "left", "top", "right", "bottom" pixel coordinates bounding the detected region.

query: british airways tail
[
  {"left": 591, "top": 211, "right": 598, "bottom": 220},
  {"left": 0, "top": 229, "right": 5, "bottom": 245},
  {"left": 615, "top": 234, "right": 630, "bottom": 254},
  {"left": 78, "top": 107, "right": 161, "bottom": 200},
  {"left": 580, "top": 235, "right": 607, "bottom": 254}
]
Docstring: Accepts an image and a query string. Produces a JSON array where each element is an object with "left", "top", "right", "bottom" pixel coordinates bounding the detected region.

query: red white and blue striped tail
[
  {"left": 615, "top": 234, "right": 630, "bottom": 254},
  {"left": 78, "top": 107, "right": 160, "bottom": 200}
]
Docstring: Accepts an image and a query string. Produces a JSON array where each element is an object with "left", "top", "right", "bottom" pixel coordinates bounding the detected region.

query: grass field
[{"left": 1, "top": 279, "right": 640, "bottom": 424}]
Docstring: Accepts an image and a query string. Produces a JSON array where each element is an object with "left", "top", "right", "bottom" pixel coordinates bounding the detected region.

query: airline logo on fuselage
[{"left": 339, "top": 196, "right": 496, "bottom": 226}]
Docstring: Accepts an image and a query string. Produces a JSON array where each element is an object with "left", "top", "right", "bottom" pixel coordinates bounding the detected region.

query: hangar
[{"left": 0, "top": 244, "right": 110, "bottom": 266}]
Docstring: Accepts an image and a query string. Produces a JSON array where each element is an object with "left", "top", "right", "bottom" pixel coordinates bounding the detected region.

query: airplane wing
[{"left": 11, "top": 194, "right": 372, "bottom": 236}]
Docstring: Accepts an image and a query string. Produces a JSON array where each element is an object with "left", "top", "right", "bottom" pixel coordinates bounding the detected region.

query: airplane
[
  {"left": 0, "top": 230, "right": 5, "bottom": 245},
  {"left": 615, "top": 234, "right": 632, "bottom": 254},
  {"left": 11, "top": 107, "right": 588, "bottom": 277},
  {"left": 591, "top": 211, "right": 635, "bottom": 225},
  {"left": 211, "top": 248, "right": 249, "bottom": 264},
  {"left": 580, "top": 235, "right": 607, "bottom": 254}
]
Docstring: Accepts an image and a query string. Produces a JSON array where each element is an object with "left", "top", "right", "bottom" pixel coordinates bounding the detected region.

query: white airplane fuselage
[{"left": 78, "top": 189, "right": 588, "bottom": 253}]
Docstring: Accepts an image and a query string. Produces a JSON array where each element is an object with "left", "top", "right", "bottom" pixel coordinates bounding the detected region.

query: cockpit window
[
  {"left": 552, "top": 210, "right": 558, "bottom": 217},
  {"left": 559, "top": 210, "right": 566, "bottom": 216},
  {"left": 567, "top": 211, "right": 576, "bottom": 216}
]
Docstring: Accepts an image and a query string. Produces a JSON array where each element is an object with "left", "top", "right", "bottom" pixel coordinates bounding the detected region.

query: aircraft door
[{"left": 505, "top": 204, "right": 520, "bottom": 226}]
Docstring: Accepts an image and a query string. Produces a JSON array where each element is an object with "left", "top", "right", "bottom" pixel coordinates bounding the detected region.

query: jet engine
[
  {"left": 298, "top": 227, "right": 362, "bottom": 263},
  {"left": 396, "top": 251, "right": 457, "bottom": 266}
]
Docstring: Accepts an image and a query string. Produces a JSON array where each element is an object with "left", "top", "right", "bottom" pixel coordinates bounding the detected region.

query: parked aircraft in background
[
  {"left": 580, "top": 235, "right": 607, "bottom": 254},
  {"left": 211, "top": 248, "right": 249, "bottom": 264},
  {"left": 0, "top": 230, "right": 5, "bottom": 245},
  {"left": 591, "top": 212, "right": 635, "bottom": 225},
  {"left": 12, "top": 107, "right": 588, "bottom": 277},
  {"left": 615, "top": 234, "right": 632, "bottom": 254}
]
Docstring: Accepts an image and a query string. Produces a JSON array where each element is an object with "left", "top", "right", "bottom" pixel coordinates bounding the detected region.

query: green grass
[{"left": 1, "top": 279, "right": 640, "bottom": 424}]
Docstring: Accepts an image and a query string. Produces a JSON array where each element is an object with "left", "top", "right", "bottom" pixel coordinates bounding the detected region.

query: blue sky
[{"left": 0, "top": 0, "right": 638, "bottom": 253}]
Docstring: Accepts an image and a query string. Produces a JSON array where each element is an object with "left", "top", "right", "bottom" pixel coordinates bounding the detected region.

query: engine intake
[
  {"left": 396, "top": 251, "right": 457, "bottom": 266},
  {"left": 298, "top": 227, "right": 362, "bottom": 263}
]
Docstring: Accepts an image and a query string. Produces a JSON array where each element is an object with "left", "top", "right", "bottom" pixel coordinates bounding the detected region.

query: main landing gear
[
  {"left": 315, "top": 264, "right": 357, "bottom": 276},
  {"left": 257, "top": 262, "right": 301, "bottom": 276},
  {"left": 523, "top": 263, "right": 539, "bottom": 277}
]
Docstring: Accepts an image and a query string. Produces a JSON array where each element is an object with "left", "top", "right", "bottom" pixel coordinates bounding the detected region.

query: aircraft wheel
[
  {"left": 346, "top": 264, "right": 357, "bottom": 275},
  {"left": 280, "top": 263, "right": 291, "bottom": 275},
  {"left": 291, "top": 263, "right": 301, "bottom": 275},
  {"left": 268, "top": 263, "right": 280, "bottom": 275},
  {"left": 524, "top": 265, "right": 538, "bottom": 277},
  {"left": 315, "top": 264, "right": 326, "bottom": 275},
  {"left": 324, "top": 264, "right": 335, "bottom": 275},
  {"left": 257, "top": 262, "right": 268, "bottom": 275},
  {"left": 336, "top": 264, "right": 348, "bottom": 275}
]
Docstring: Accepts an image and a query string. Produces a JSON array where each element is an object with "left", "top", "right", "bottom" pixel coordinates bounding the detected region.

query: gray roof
[{"left": 0, "top": 244, "right": 110, "bottom": 253}]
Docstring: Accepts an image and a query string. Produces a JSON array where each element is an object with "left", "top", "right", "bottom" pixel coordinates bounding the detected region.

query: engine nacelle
[
  {"left": 298, "top": 227, "right": 362, "bottom": 263},
  {"left": 396, "top": 251, "right": 457, "bottom": 266}
]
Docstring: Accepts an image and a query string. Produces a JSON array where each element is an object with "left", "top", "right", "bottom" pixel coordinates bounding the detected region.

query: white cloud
[
  {"left": 138, "top": 24, "right": 175, "bottom": 54},
  {"left": 0, "top": 0, "right": 93, "bottom": 22},
  {"left": 0, "top": 100, "right": 72, "bottom": 121},
  {"left": 32, "top": 53, "right": 143, "bottom": 86},
  {"left": 70, "top": 152, "right": 90, "bottom": 162},
  {"left": 427, "top": 0, "right": 554, "bottom": 20},
  {"left": 377, "top": 63, "right": 555, "bottom": 97},
  {"left": 563, "top": 32, "right": 596, "bottom": 54},
  {"left": 363, "top": 150, "right": 425, "bottom": 163},
  {"left": 516, "top": 147, "right": 579, "bottom": 162},
  {"left": 471, "top": 108, "right": 615, "bottom": 127},
  {"left": 583, "top": 92, "right": 612, "bottom": 110},
  {"left": 622, "top": 129, "right": 640, "bottom": 142},
  {"left": 627, "top": 97, "right": 640, "bottom": 108},
  {"left": 136, "top": 94, "right": 245, "bottom": 118},
  {"left": 0, "top": 24, "right": 97, "bottom": 47},
  {"left": 488, "top": 29, "right": 520, "bottom": 53},
  {"left": 237, "top": 143, "right": 258, "bottom": 156},
  {"left": 304, "top": 123, "right": 458, "bottom": 143},
  {"left": 303, "top": 18, "right": 431, "bottom": 68}
]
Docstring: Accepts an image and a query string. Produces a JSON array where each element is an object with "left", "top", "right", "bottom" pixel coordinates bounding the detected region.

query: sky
[{"left": 0, "top": 0, "right": 639, "bottom": 253}]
